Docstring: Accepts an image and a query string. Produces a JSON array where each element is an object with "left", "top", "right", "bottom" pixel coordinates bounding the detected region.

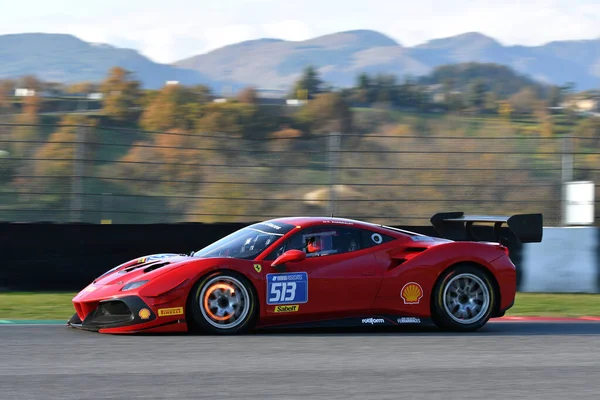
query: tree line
[
  {"left": 0, "top": 63, "right": 599, "bottom": 225},
  {"left": 1, "top": 62, "right": 594, "bottom": 130}
]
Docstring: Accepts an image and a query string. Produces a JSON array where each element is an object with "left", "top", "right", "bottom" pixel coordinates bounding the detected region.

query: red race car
[{"left": 67, "top": 212, "right": 542, "bottom": 334}]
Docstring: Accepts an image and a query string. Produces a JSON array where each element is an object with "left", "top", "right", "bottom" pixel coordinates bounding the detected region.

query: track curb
[
  {"left": 494, "top": 316, "right": 600, "bottom": 322},
  {"left": 0, "top": 320, "right": 66, "bottom": 325}
]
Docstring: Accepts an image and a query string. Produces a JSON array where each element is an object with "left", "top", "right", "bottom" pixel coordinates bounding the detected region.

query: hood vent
[
  {"left": 143, "top": 262, "right": 171, "bottom": 273},
  {"left": 121, "top": 260, "right": 161, "bottom": 273}
]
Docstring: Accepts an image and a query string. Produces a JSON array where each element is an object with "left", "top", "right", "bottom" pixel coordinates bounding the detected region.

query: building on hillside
[
  {"left": 14, "top": 88, "right": 36, "bottom": 97},
  {"left": 562, "top": 93, "right": 600, "bottom": 113}
]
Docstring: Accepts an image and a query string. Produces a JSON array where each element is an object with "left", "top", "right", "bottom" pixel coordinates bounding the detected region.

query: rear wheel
[
  {"left": 188, "top": 271, "right": 257, "bottom": 335},
  {"left": 431, "top": 264, "right": 495, "bottom": 332}
]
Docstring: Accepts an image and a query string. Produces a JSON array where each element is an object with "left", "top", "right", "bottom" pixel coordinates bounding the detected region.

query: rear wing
[{"left": 430, "top": 212, "right": 543, "bottom": 244}]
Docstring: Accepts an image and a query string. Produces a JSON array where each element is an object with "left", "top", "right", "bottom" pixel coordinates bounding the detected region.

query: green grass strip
[{"left": 1, "top": 292, "right": 600, "bottom": 319}]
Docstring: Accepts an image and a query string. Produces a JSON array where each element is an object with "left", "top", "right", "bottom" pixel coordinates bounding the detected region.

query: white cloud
[{"left": 261, "top": 20, "right": 314, "bottom": 42}]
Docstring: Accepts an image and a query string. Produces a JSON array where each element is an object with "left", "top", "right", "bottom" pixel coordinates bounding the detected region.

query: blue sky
[{"left": 2, "top": 0, "right": 599, "bottom": 63}]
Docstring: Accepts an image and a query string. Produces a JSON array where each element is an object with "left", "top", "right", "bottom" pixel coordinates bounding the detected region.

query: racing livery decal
[
  {"left": 274, "top": 305, "right": 299, "bottom": 313},
  {"left": 254, "top": 264, "right": 262, "bottom": 273},
  {"left": 401, "top": 282, "right": 423, "bottom": 304},
  {"left": 397, "top": 317, "right": 421, "bottom": 324},
  {"left": 266, "top": 272, "right": 308, "bottom": 305},
  {"left": 138, "top": 308, "right": 151, "bottom": 319},
  {"left": 157, "top": 307, "right": 184, "bottom": 317},
  {"left": 362, "top": 318, "right": 385, "bottom": 324},
  {"left": 138, "top": 254, "right": 178, "bottom": 264}
]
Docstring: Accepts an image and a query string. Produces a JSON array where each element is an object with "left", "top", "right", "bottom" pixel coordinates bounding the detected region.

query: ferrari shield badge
[{"left": 254, "top": 264, "right": 262, "bottom": 273}]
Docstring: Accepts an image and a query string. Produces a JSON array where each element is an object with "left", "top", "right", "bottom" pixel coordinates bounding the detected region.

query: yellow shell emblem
[
  {"left": 138, "top": 308, "right": 151, "bottom": 319},
  {"left": 254, "top": 264, "right": 262, "bottom": 273},
  {"left": 401, "top": 282, "right": 423, "bottom": 305}
]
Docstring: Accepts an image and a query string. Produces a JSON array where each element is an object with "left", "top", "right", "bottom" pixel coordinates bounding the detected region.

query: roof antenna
[{"left": 329, "top": 186, "right": 335, "bottom": 218}]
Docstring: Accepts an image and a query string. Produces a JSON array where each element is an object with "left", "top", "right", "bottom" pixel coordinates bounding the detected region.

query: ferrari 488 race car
[{"left": 67, "top": 212, "right": 542, "bottom": 334}]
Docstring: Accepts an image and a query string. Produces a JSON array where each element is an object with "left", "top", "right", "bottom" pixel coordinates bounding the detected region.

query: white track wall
[{"left": 520, "top": 227, "right": 600, "bottom": 293}]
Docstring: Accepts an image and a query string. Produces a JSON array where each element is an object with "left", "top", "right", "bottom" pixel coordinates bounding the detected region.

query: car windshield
[{"left": 192, "top": 221, "right": 296, "bottom": 260}]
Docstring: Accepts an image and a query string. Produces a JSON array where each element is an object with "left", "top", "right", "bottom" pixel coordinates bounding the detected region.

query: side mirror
[{"left": 272, "top": 249, "right": 306, "bottom": 268}]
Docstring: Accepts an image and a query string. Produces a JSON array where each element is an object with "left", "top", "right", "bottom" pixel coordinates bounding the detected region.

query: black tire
[
  {"left": 187, "top": 270, "right": 258, "bottom": 335},
  {"left": 431, "top": 264, "right": 496, "bottom": 332}
]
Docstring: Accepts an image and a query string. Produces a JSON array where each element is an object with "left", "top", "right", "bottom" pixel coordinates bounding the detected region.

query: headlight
[{"left": 122, "top": 280, "right": 149, "bottom": 291}]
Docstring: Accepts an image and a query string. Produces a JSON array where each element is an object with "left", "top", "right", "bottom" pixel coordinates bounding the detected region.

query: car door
[{"left": 260, "top": 225, "right": 385, "bottom": 317}]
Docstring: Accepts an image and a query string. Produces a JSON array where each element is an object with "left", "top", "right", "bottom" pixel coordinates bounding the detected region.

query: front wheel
[
  {"left": 188, "top": 271, "right": 257, "bottom": 335},
  {"left": 431, "top": 264, "right": 496, "bottom": 332}
]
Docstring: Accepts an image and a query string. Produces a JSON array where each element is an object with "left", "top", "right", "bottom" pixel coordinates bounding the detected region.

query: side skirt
[{"left": 258, "top": 315, "right": 433, "bottom": 330}]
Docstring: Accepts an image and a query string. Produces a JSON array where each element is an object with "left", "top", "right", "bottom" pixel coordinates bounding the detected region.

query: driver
[{"left": 306, "top": 236, "right": 320, "bottom": 254}]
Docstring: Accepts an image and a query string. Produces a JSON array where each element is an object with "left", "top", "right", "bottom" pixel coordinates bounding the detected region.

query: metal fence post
[
  {"left": 562, "top": 133, "right": 573, "bottom": 183},
  {"left": 327, "top": 131, "right": 341, "bottom": 217},
  {"left": 71, "top": 125, "right": 85, "bottom": 222}
]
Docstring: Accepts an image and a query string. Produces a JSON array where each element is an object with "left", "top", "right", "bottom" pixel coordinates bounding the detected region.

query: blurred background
[
  {"left": 2, "top": 4, "right": 600, "bottom": 399},
  {"left": 0, "top": 63, "right": 598, "bottom": 227},
  {"left": 0, "top": 1, "right": 599, "bottom": 291}
]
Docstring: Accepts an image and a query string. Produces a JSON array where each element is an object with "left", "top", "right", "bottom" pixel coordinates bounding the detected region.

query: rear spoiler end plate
[{"left": 430, "top": 212, "right": 543, "bottom": 244}]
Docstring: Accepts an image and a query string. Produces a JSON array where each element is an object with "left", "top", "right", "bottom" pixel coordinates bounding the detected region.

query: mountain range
[{"left": 1, "top": 30, "right": 599, "bottom": 92}]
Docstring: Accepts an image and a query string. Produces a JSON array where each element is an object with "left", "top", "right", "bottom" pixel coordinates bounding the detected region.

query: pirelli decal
[
  {"left": 157, "top": 307, "right": 184, "bottom": 317},
  {"left": 274, "top": 304, "right": 299, "bottom": 313}
]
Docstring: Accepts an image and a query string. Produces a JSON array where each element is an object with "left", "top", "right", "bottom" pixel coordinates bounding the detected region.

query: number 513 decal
[{"left": 266, "top": 272, "right": 308, "bottom": 305}]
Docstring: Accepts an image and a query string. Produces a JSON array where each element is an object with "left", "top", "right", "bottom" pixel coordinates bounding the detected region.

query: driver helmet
[{"left": 306, "top": 236, "right": 320, "bottom": 253}]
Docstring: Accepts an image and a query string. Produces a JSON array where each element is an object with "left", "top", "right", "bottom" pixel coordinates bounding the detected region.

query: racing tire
[
  {"left": 431, "top": 264, "right": 496, "bottom": 332},
  {"left": 187, "top": 270, "right": 258, "bottom": 335}
]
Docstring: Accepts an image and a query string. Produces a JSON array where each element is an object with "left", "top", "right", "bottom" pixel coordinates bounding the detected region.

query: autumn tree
[
  {"left": 65, "top": 82, "right": 99, "bottom": 95},
  {"left": 105, "top": 126, "right": 219, "bottom": 218},
  {"left": 140, "top": 84, "right": 201, "bottom": 132},
  {"left": 296, "top": 92, "right": 353, "bottom": 134},
  {"left": 0, "top": 80, "right": 12, "bottom": 182},
  {"left": 0, "top": 79, "right": 15, "bottom": 116},
  {"left": 196, "top": 101, "right": 257, "bottom": 135},
  {"left": 547, "top": 86, "right": 562, "bottom": 108},
  {"left": 483, "top": 91, "right": 498, "bottom": 113},
  {"left": 508, "top": 87, "right": 538, "bottom": 114},
  {"left": 574, "top": 117, "right": 600, "bottom": 143},
  {"left": 187, "top": 85, "right": 212, "bottom": 103},
  {"left": 10, "top": 91, "right": 42, "bottom": 160},
  {"left": 353, "top": 73, "right": 374, "bottom": 104},
  {"left": 466, "top": 78, "right": 488, "bottom": 111},
  {"left": 17, "top": 75, "right": 41, "bottom": 91},
  {"left": 13, "top": 115, "right": 97, "bottom": 208},
  {"left": 237, "top": 87, "right": 258, "bottom": 104},
  {"left": 100, "top": 67, "right": 142, "bottom": 122},
  {"left": 289, "top": 66, "right": 325, "bottom": 100}
]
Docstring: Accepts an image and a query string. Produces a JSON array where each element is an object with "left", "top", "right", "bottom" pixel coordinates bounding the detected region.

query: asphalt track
[{"left": 2, "top": 321, "right": 600, "bottom": 400}]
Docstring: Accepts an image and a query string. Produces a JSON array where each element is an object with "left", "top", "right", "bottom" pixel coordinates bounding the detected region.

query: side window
[{"left": 264, "top": 226, "right": 362, "bottom": 260}]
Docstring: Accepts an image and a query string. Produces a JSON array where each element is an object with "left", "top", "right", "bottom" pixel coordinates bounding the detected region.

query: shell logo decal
[
  {"left": 401, "top": 282, "right": 423, "bottom": 305},
  {"left": 138, "top": 308, "right": 151, "bottom": 319}
]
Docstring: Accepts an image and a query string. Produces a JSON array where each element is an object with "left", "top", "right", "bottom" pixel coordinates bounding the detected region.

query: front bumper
[{"left": 67, "top": 295, "right": 186, "bottom": 333}]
